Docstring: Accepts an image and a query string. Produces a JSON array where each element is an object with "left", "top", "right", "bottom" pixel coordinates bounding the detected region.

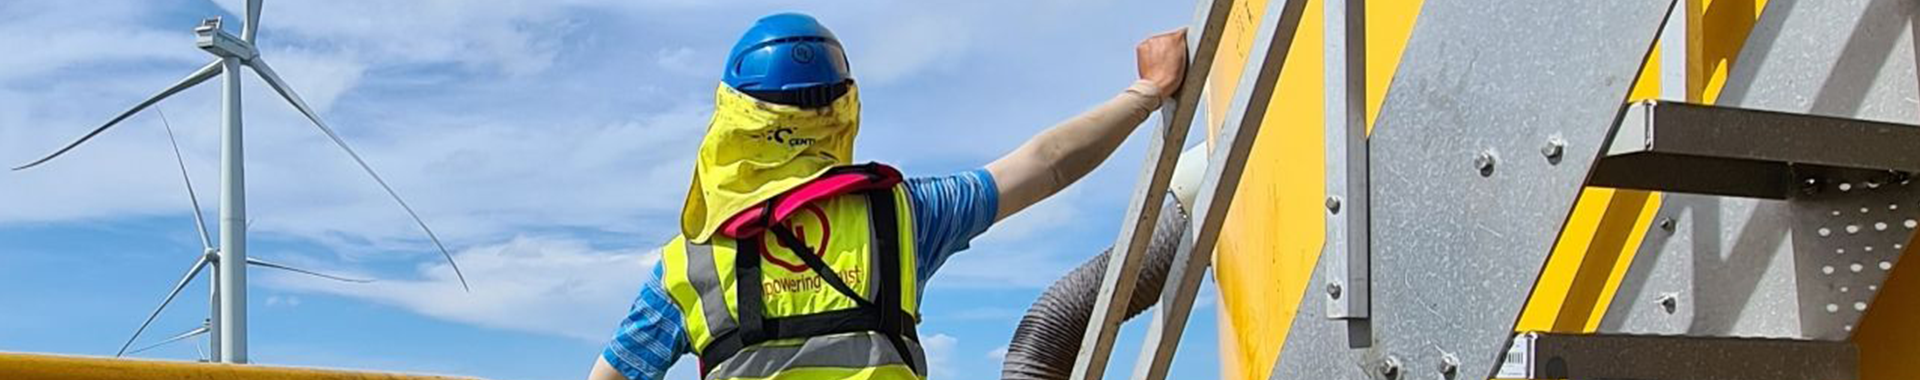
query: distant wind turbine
[
  {"left": 110, "top": 109, "right": 376, "bottom": 360},
  {"left": 13, "top": 0, "right": 469, "bottom": 364}
]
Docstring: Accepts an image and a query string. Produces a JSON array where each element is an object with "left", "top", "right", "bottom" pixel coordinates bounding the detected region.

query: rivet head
[
  {"left": 1327, "top": 282, "right": 1344, "bottom": 299},
  {"left": 1657, "top": 217, "right": 1676, "bottom": 232},
  {"left": 1540, "top": 136, "right": 1566, "bottom": 164},
  {"left": 1657, "top": 293, "right": 1679, "bottom": 314},
  {"left": 1802, "top": 177, "right": 1825, "bottom": 196},
  {"left": 1327, "top": 196, "right": 1343, "bottom": 214},
  {"left": 1437, "top": 352, "right": 1460, "bottom": 378},
  {"left": 1380, "top": 355, "right": 1403, "bottom": 379},
  {"left": 1474, "top": 150, "right": 1497, "bottom": 177}
]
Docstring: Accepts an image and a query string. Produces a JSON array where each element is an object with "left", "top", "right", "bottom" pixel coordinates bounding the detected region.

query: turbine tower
[{"left": 14, "top": 0, "right": 468, "bottom": 364}]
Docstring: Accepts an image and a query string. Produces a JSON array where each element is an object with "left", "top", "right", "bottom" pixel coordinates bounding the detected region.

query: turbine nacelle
[{"left": 194, "top": 17, "right": 256, "bottom": 61}]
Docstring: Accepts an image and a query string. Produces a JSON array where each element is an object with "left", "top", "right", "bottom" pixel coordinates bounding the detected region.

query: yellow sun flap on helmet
[{"left": 682, "top": 83, "right": 861, "bottom": 243}]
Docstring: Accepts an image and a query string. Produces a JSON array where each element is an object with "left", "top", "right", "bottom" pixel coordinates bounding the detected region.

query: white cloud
[
  {"left": 927, "top": 186, "right": 1104, "bottom": 289},
  {"left": 215, "top": 0, "right": 577, "bottom": 77},
  {"left": 987, "top": 345, "right": 1009, "bottom": 361},
  {"left": 654, "top": 46, "right": 709, "bottom": 77},
  {"left": 921, "top": 333, "right": 960, "bottom": 379},
  {"left": 844, "top": 12, "right": 974, "bottom": 86},
  {"left": 0, "top": 1, "right": 202, "bottom": 83},
  {"left": 265, "top": 236, "right": 656, "bottom": 341},
  {"left": 265, "top": 295, "right": 304, "bottom": 307},
  {"left": 251, "top": 48, "right": 367, "bottom": 113}
]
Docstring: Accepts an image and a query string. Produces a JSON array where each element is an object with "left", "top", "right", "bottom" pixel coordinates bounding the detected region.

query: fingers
[{"left": 1135, "top": 27, "right": 1190, "bottom": 95}]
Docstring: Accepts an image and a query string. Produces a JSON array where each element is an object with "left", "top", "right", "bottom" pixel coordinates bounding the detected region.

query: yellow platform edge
[{"left": 0, "top": 352, "right": 482, "bottom": 380}]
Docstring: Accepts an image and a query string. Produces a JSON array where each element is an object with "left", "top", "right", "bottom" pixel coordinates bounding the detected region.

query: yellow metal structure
[
  {"left": 0, "top": 352, "right": 478, "bottom": 380},
  {"left": 1209, "top": 1, "right": 1920, "bottom": 379},
  {"left": 1202, "top": 0, "right": 1421, "bottom": 377}
]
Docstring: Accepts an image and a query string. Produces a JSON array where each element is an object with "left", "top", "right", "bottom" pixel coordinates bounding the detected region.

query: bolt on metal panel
[{"left": 1268, "top": 0, "right": 1675, "bottom": 379}]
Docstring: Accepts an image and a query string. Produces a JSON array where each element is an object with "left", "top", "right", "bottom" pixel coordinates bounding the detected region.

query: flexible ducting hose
[{"left": 1000, "top": 146, "right": 1205, "bottom": 380}]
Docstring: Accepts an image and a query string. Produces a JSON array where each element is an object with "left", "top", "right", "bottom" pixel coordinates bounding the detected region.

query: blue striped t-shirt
[{"left": 601, "top": 169, "right": 999, "bottom": 380}]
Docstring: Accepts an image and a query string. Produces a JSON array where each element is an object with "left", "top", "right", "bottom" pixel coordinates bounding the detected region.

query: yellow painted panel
[
  {"left": 1207, "top": 0, "right": 1421, "bottom": 379},
  {"left": 0, "top": 352, "right": 478, "bottom": 380},
  {"left": 1857, "top": 231, "right": 1920, "bottom": 380}
]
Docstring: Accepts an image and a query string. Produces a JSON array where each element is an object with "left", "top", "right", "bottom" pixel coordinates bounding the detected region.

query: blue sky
[{"left": 0, "top": 1, "right": 1220, "bottom": 379}]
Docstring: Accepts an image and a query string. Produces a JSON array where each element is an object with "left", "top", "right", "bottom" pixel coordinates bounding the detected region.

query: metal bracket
[
  {"left": 1496, "top": 332, "right": 1858, "bottom": 380},
  {"left": 1322, "top": 0, "right": 1369, "bottom": 321},
  {"left": 1591, "top": 101, "right": 1920, "bottom": 199}
]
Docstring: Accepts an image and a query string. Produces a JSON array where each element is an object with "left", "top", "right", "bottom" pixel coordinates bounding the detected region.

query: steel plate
[{"left": 1269, "top": 0, "right": 1674, "bottom": 379}]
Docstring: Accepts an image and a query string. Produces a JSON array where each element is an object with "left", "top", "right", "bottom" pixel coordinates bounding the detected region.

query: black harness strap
[
  {"left": 700, "top": 188, "right": 922, "bottom": 376},
  {"left": 769, "top": 225, "right": 873, "bottom": 309},
  {"left": 864, "top": 190, "right": 919, "bottom": 370}
]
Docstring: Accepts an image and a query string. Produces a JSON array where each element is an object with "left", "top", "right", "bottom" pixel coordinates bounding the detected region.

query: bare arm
[
  {"left": 987, "top": 28, "right": 1189, "bottom": 220},
  {"left": 588, "top": 357, "right": 629, "bottom": 380}
]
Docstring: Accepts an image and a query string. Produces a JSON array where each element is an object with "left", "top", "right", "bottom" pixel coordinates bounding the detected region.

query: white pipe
[{"left": 216, "top": 56, "right": 248, "bottom": 364}]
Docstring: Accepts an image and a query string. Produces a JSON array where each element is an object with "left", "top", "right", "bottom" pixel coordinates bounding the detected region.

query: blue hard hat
[{"left": 723, "top": 13, "right": 852, "bottom": 107}]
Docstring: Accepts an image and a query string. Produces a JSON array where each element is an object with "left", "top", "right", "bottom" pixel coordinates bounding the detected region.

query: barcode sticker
[{"left": 1494, "top": 333, "right": 1534, "bottom": 379}]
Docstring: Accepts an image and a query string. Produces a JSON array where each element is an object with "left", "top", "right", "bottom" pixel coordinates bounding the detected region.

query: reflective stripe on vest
[
  {"left": 683, "top": 243, "right": 736, "bottom": 335},
  {"left": 661, "top": 185, "right": 921, "bottom": 380},
  {"left": 707, "top": 333, "right": 926, "bottom": 379}
]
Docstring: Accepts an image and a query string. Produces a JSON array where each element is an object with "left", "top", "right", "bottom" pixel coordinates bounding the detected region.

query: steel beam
[
  {"left": 1591, "top": 101, "right": 1920, "bottom": 199},
  {"left": 1322, "top": 0, "right": 1370, "bottom": 321},
  {"left": 1496, "top": 332, "right": 1857, "bottom": 380}
]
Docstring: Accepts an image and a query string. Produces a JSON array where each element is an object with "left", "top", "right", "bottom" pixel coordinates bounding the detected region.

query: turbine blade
[
  {"left": 116, "top": 254, "right": 213, "bottom": 357},
  {"left": 193, "top": 335, "right": 208, "bottom": 362},
  {"left": 157, "top": 109, "right": 214, "bottom": 251},
  {"left": 248, "top": 58, "right": 470, "bottom": 292},
  {"left": 242, "top": 0, "right": 262, "bottom": 42},
  {"left": 246, "top": 257, "right": 374, "bottom": 283},
  {"left": 126, "top": 325, "right": 210, "bottom": 356},
  {"left": 14, "top": 60, "right": 224, "bottom": 171}
]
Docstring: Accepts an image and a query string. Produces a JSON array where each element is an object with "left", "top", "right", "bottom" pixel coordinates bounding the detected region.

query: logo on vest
[{"left": 758, "top": 203, "right": 832, "bottom": 273}]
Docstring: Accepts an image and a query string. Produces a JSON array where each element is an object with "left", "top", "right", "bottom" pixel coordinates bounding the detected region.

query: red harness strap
[{"left": 717, "top": 162, "right": 904, "bottom": 239}]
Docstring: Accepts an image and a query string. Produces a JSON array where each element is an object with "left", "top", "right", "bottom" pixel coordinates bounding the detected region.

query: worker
[{"left": 587, "top": 12, "right": 1188, "bottom": 380}]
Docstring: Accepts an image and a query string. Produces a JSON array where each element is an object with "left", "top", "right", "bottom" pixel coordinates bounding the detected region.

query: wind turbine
[
  {"left": 107, "top": 110, "right": 377, "bottom": 361},
  {"left": 13, "top": 0, "right": 469, "bottom": 364}
]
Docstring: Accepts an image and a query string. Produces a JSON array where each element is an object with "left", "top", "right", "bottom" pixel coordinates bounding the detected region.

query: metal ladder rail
[
  {"left": 1070, "top": 0, "right": 1312, "bottom": 379},
  {"left": 1129, "top": 0, "right": 1313, "bottom": 379},
  {"left": 1066, "top": 0, "right": 1236, "bottom": 378}
]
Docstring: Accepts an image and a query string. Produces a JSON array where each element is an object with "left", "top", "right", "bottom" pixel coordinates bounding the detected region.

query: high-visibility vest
[{"left": 661, "top": 181, "right": 923, "bottom": 380}]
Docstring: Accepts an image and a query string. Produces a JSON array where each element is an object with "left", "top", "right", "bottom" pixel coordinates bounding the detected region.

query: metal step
[
  {"left": 1496, "top": 332, "right": 1857, "bottom": 380},
  {"left": 1590, "top": 100, "right": 1920, "bottom": 199}
]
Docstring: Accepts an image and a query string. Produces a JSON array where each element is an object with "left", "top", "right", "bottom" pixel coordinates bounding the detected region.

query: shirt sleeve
[
  {"left": 904, "top": 168, "right": 1000, "bottom": 283},
  {"left": 601, "top": 261, "right": 692, "bottom": 380}
]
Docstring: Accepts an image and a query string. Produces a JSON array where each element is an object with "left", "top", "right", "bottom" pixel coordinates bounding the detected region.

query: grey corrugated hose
[{"left": 1000, "top": 146, "right": 1205, "bottom": 380}]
